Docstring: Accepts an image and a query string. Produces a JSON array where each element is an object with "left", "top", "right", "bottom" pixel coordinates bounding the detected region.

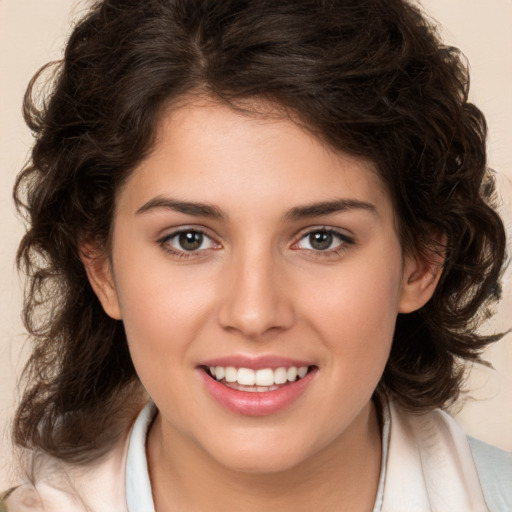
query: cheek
[
  {"left": 303, "top": 253, "right": 403, "bottom": 365},
  {"left": 112, "top": 261, "right": 216, "bottom": 364},
  {"left": 116, "top": 279, "right": 197, "bottom": 402}
]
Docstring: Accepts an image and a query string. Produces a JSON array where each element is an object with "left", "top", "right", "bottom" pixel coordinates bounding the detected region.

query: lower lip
[{"left": 199, "top": 368, "right": 317, "bottom": 416}]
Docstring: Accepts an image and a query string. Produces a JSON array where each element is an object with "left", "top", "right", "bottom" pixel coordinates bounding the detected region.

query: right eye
[{"left": 158, "top": 228, "right": 220, "bottom": 256}]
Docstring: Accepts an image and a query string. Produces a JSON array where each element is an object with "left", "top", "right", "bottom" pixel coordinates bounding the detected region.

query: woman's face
[{"left": 89, "top": 99, "right": 435, "bottom": 473}]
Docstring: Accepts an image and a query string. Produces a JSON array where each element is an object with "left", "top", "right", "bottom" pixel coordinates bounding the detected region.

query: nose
[{"left": 217, "top": 250, "right": 295, "bottom": 339}]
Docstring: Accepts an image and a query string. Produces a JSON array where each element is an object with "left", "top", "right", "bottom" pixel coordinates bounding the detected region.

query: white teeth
[
  {"left": 298, "top": 366, "right": 308, "bottom": 378},
  {"left": 255, "top": 368, "right": 274, "bottom": 386},
  {"left": 225, "top": 382, "right": 280, "bottom": 392},
  {"left": 237, "top": 368, "right": 255, "bottom": 386},
  {"left": 215, "top": 366, "right": 225, "bottom": 380},
  {"left": 274, "top": 367, "right": 288, "bottom": 384},
  {"left": 258, "top": 386, "right": 277, "bottom": 392},
  {"left": 224, "top": 367, "right": 237, "bottom": 383},
  {"left": 287, "top": 367, "right": 298, "bottom": 382},
  {"left": 209, "top": 365, "right": 310, "bottom": 387}
]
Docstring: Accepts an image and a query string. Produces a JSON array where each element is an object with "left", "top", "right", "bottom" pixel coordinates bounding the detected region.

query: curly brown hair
[{"left": 13, "top": 0, "right": 506, "bottom": 463}]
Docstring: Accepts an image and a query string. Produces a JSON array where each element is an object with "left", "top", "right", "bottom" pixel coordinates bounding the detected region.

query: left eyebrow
[{"left": 284, "top": 199, "right": 377, "bottom": 221}]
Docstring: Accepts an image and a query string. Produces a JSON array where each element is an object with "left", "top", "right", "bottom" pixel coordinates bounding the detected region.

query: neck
[{"left": 147, "top": 401, "right": 381, "bottom": 512}]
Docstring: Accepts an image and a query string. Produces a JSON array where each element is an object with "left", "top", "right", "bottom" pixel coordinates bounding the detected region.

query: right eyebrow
[{"left": 135, "top": 196, "right": 225, "bottom": 219}]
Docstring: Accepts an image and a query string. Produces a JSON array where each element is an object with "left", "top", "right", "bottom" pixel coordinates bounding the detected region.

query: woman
[{"left": 2, "top": 0, "right": 511, "bottom": 510}]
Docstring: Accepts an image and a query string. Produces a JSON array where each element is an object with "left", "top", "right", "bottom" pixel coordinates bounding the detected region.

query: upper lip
[{"left": 198, "top": 354, "right": 315, "bottom": 370}]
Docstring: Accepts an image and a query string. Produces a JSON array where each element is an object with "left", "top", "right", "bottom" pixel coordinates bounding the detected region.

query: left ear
[{"left": 398, "top": 239, "right": 445, "bottom": 314}]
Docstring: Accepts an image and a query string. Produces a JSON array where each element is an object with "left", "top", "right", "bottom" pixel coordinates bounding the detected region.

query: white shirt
[
  {"left": 124, "top": 401, "right": 391, "bottom": 512},
  {"left": 6, "top": 399, "right": 511, "bottom": 511}
]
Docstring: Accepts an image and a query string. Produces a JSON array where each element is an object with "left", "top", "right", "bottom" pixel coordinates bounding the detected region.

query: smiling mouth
[{"left": 203, "top": 365, "right": 314, "bottom": 392}]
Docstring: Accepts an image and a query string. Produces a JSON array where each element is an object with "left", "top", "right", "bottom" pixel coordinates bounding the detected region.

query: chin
[
  {"left": 203, "top": 433, "right": 319, "bottom": 475},
  {"left": 218, "top": 453, "right": 305, "bottom": 475}
]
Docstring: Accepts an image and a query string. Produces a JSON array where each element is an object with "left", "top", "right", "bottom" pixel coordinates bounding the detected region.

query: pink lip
[
  {"left": 199, "top": 355, "right": 314, "bottom": 370},
  {"left": 198, "top": 364, "right": 317, "bottom": 416}
]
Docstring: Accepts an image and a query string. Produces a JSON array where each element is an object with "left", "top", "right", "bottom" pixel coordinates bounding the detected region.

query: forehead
[{"left": 118, "top": 98, "right": 393, "bottom": 222}]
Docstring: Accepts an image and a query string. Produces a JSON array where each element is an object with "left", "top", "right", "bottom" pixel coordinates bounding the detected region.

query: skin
[{"left": 85, "top": 98, "right": 441, "bottom": 511}]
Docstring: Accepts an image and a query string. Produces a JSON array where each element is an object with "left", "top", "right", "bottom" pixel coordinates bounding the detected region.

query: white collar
[
  {"left": 124, "top": 401, "right": 389, "bottom": 512},
  {"left": 381, "top": 402, "right": 488, "bottom": 511},
  {"left": 126, "top": 402, "right": 157, "bottom": 512},
  {"left": 8, "top": 399, "right": 487, "bottom": 511},
  {"left": 124, "top": 399, "right": 487, "bottom": 511}
]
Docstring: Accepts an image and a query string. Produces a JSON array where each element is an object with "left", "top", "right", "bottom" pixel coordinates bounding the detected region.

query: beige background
[{"left": 1, "top": 0, "right": 511, "bottom": 488}]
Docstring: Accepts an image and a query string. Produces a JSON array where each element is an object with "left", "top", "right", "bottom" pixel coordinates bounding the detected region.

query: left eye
[
  {"left": 163, "top": 230, "right": 217, "bottom": 252},
  {"left": 295, "top": 230, "right": 349, "bottom": 251}
]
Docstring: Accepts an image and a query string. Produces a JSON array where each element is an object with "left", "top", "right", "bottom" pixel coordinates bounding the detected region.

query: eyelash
[
  {"left": 292, "top": 228, "right": 355, "bottom": 258},
  {"left": 157, "top": 227, "right": 355, "bottom": 260},
  {"left": 157, "top": 228, "right": 220, "bottom": 259}
]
